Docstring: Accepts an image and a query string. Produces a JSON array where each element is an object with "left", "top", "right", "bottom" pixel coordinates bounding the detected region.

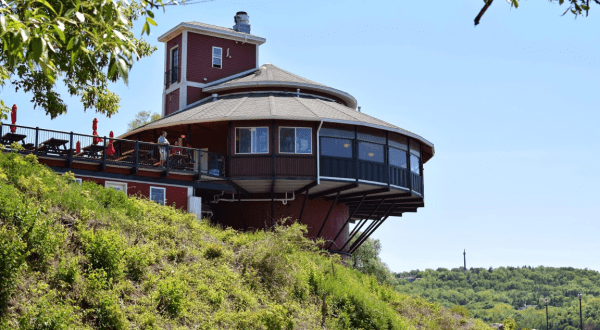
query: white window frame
[
  {"left": 105, "top": 181, "right": 127, "bottom": 192},
  {"left": 75, "top": 178, "right": 82, "bottom": 185},
  {"left": 235, "top": 127, "right": 269, "bottom": 155},
  {"left": 150, "top": 186, "right": 166, "bottom": 205},
  {"left": 279, "top": 127, "right": 313, "bottom": 154},
  {"left": 212, "top": 46, "right": 222, "bottom": 69}
]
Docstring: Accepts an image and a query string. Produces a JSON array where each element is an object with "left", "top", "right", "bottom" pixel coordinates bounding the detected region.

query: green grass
[{"left": 0, "top": 150, "right": 492, "bottom": 329}]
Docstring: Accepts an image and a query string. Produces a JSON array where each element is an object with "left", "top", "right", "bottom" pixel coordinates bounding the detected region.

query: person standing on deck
[{"left": 158, "top": 131, "right": 169, "bottom": 167}]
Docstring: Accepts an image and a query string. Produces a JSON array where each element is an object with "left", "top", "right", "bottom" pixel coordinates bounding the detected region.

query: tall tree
[
  {"left": 127, "top": 110, "right": 161, "bottom": 131},
  {"left": 474, "top": 0, "right": 599, "bottom": 26},
  {"left": 0, "top": 0, "right": 170, "bottom": 119}
]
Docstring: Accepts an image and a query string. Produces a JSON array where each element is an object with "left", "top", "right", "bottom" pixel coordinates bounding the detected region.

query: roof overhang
[
  {"left": 157, "top": 22, "right": 266, "bottom": 45},
  {"left": 203, "top": 81, "right": 358, "bottom": 110}
]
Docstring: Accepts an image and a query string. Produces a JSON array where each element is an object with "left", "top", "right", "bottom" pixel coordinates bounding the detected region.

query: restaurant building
[{"left": 2, "top": 12, "right": 434, "bottom": 254}]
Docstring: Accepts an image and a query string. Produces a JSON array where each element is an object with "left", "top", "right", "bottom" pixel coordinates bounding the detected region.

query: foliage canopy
[{"left": 0, "top": 0, "right": 168, "bottom": 119}]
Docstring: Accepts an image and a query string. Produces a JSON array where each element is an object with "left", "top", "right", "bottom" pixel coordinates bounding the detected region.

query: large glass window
[
  {"left": 409, "top": 140, "right": 421, "bottom": 174},
  {"left": 320, "top": 137, "right": 353, "bottom": 158},
  {"left": 320, "top": 127, "right": 354, "bottom": 139},
  {"left": 236, "top": 127, "right": 269, "bottom": 154},
  {"left": 358, "top": 142, "right": 384, "bottom": 163},
  {"left": 389, "top": 147, "right": 407, "bottom": 168},
  {"left": 280, "top": 127, "right": 312, "bottom": 154},
  {"left": 150, "top": 187, "right": 166, "bottom": 205},
  {"left": 212, "top": 47, "right": 222, "bottom": 69},
  {"left": 410, "top": 154, "right": 420, "bottom": 174}
]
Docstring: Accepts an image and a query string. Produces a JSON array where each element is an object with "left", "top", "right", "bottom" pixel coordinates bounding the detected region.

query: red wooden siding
[
  {"left": 166, "top": 34, "right": 182, "bottom": 85},
  {"left": 165, "top": 88, "right": 180, "bottom": 116},
  {"left": 275, "top": 157, "right": 316, "bottom": 176},
  {"left": 230, "top": 157, "right": 271, "bottom": 176},
  {"left": 187, "top": 32, "right": 256, "bottom": 84}
]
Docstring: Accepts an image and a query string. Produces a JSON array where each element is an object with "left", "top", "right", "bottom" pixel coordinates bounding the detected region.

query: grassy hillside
[
  {"left": 395, "top": 267, "right": 600, "bottom": 330},
  {"left": 0, "top": 150, "right": 492, "bottom": 330}
]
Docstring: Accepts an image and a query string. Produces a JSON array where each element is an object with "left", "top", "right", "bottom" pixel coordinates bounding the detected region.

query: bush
[
  {"left": 156, "top": 277, "right": 187, "bottom": 318},
  {"left": 95, "top": 293, "right": 128, "bottom": 330},
  {"left": 451, "top": 305, "right": 471, "bottom": 318},
  {"left": 82, "top": 229, "right": 125, "bottom": 283},
  {"left": 0, "top": 227, "right": 27, "bottom": 310},
  {"left": 56, "top": 256, "right": 80, "bottom": 285}
]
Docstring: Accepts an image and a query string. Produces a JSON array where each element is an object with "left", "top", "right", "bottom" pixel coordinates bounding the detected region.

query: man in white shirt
[{"left": 158, "top": 131, "right": 169, "bottom": 167}]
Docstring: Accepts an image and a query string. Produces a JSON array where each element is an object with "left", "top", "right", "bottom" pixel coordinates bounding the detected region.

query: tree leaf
[
  {"left": 54, "top": 25, "right": 65, "bottom": 43},
  {"left": 113, "top": 30, "right": 126, "bottom": 41},
  {"left": 66, "top": 37, "right": 75, "bottom": 50},
  {"left": 0, "top": 15, "right": 5, "bottom": 31},
  {"left": 116, "top": 58, "right": 129, "bottom": 85},
  {"left": 31, "top": 37, "right": 43, "bottom": 60},
  {"left": 19, "top": 29, "right": 29, "bottom": 42},
  {"left": 146, "top": 17, "right": 157, "bottom": 26}
]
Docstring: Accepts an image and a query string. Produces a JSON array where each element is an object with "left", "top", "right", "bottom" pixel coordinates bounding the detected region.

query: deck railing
[
  {"left": 320, "top": 156, "right": 424, "bottom": 196},
  {"left": 0, "top": 123, "right": 226, "bottom": 179}
]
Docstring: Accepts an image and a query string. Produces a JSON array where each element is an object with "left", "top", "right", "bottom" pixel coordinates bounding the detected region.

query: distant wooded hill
[{"left": 394, "top": 267, "right": 600, "bottom": 330}]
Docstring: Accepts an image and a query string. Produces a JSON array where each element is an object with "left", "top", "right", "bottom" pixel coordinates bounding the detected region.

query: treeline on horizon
[{"left": 393, "top": 266, "right": 600, "bottom": 330}]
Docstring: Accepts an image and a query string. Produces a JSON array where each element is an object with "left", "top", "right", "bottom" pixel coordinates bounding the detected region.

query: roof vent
[
  {"left": 233, "top": 11, "right": 251, "bottom": 34},
  {"left": 358, "top": 106, "right": 361, "bottom": 112}
]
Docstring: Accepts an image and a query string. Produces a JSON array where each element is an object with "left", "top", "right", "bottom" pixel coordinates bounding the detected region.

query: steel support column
[
  {"left": 317, "top": 191, "right": 340, "bottom": 238},
  {"left": 339, "top": 198, "right": 386, "bottom": 251},
  {"left": 327, "top": 194, "right": 367, "bottom": 250}
]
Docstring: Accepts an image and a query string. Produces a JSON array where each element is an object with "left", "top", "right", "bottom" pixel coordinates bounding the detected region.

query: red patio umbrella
[
  {"left": 10, "top": 104, "right": 17, "bottom": 133},
  {"left": 76, "top": 141, "right": 81, "bottom": 154},
  {"left": 106, "top": 131, "right": 116, "bottom": 155},
  {"left": 92, "top": 118, "right": 102, "bottom": 144}
]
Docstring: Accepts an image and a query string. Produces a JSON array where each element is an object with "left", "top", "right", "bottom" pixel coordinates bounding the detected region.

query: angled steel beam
[
  {"left": 309, "top": 182, "right": 358, "bottom": 199},
  {"left": 317, "top": 191, "right": 340, "bottom": 238},
  {"left": 345, "top": 196, "right": 422, "bottom": 205},
  {"left": 350, "top": 213, "right": 395, "bottom": 254},
  {"left": 349, "top": 204, "right": 397, "bottom": 253},
  {"left": 339, "top": 198, "right": 386, "bottom": 251},
  {"left": 338, "top": 192, "right": 411, "bottom": 204},
  {"left": 298, "top": 189, "right": 310, "bottom": 223},
  {"left": 327, "top": 194, "right": 367, "bottom": 250},
  {"left": 295, "top": 181, "right": 318, "bottom": 195},
  {"left": 325, "top": 187, "right": 389, "bottom": 201}
]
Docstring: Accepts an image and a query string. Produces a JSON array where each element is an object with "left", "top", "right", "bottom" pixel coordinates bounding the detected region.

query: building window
[
  {"left": 235, "top": 127, "right": 269, "bottom": 154},
  {"left": 105, "top": 181, "right": 127, "bottom": 193},
  {"left": 212, "top": 47, "right": 222, "bottom": 69},
  {"left": 75, "top": 178, "right": 82, "bottom": 185},
  {"left": 170, "top": 47, "right": 179, "bottom": 83},
  {"left": 320, "top": 137, "right": 353, "bottom": 158},
  {"left": 389, "top": 147, "right": 407, "bottom": 168},
  {"left": 150, "top": 187, "right": 166, "bottom": 205},
  {"left": 358, "top": 141, "right": 384, "bottom": 163},
  {"left": 410, "top": 140, "right": 421, "bottom": 175},
  {"left": 280, "top": 127, "right": 312, "bottom": 154}
]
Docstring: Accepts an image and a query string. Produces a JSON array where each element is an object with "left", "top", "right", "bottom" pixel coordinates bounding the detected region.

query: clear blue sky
[{"left": 2, "top": 0, "right": 599, "bottom": 273}]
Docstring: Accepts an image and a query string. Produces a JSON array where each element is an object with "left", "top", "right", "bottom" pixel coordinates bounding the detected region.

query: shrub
[
  {"left": 82, "top": 229, "right": 125, "bottom": 283},
  {"left": 451, "top": 305, "right": 471, "bottom": 318},
  {"left": 156, "top": 277, "right": 187, "bottom": 318},
  {"left": 0, "top": 227, "right": 27, "bottom": 311},
  {"left": 95, "top": 293, "right": 128, "bottom": 330},
  {"left": 56, "top": 256, "right": 80, "bottom": 285},
  {"left": 203, "top": 243, "right": 224, "bottom": 259},
  {"left": 125, "top": 246, "right": 151, "bottom": 281}
]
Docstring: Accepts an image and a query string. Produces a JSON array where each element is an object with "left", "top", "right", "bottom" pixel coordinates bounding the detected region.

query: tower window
[
  {"left": 170, "top": 46, "right": 179, "bottom": 84},
  {"left": 235, "top": 127, "right": 269, "bottom": 154},
  {"left": 212, "top": 47, "right": 222, "bottom": 69}
]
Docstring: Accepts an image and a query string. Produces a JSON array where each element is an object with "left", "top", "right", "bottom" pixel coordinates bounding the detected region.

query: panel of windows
[
  {"left": 389, "top": 147, "right": 407, "bottom": 168},
  {"left": 280, "top": 127, "right": 312, "bottom": 154},
  {"left": 235, "top": 127, "right": 269, "bottom": 154},
  {"left": 358, "top": 141, "right": 384, "bottom": 163},
  {"left": 357, "top": 132, "right": 385, "bottom": 144},
  {"left": 212, "top": 47, "right": 222, "bottom": 69},
  {"left": 320, "top": 137, "right": 353, "bottom": 158},
  {"left": 150, "top": 187, "right": 166, "bottom": 205}
]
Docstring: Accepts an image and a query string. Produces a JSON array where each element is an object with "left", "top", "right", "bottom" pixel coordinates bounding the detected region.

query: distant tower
[{"left": 463, "top": 249, "right": 466, "bottom": 271}]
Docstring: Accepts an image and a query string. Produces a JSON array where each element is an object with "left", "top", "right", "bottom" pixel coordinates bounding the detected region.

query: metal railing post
[
  {"left": 34, "top": 127, "right": 39, "bottom": 154},
  {"left": 69, "top": 132, "right": 74, "bottom": 164},
  {"left": 134, "top": 141, "right": 139, "bottom": 170},
  {"left": 102, "top": 136, "right": 107, "bottom": 167},
  {"left": 165, "top": 145, "right": 170, "bottom": 176}
]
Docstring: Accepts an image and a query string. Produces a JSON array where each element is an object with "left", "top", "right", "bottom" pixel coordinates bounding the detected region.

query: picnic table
[
  {"left": 1, "top": 132, "right": 27, "bottom": 146},
  {"left": 78, "top": 144, "right": 104, "bottom": 158},
  {"left": 39, "top": 138, "right": 69, "bottom": 154},
  {"left": 169, "top": 153, "right": 191, "bottom": 169}
]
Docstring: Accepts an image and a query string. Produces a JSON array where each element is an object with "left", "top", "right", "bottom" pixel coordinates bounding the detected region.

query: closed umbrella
[
  {"left": 107, "top": 131, "right": 116, "bottom": 155},
  {"left": 92, "top": 118, "right": 102, "bottom": 144},
  {"left": 10, "top": 104, "right": 17, "bottom": 133},
  {"left": 76, "top": 141, "right": 81, "bottom": 154}
]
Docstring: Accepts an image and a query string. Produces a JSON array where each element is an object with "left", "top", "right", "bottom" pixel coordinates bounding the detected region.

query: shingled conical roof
[{"left": 203, "top": 64, "right": 358, "bottom": 109}]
